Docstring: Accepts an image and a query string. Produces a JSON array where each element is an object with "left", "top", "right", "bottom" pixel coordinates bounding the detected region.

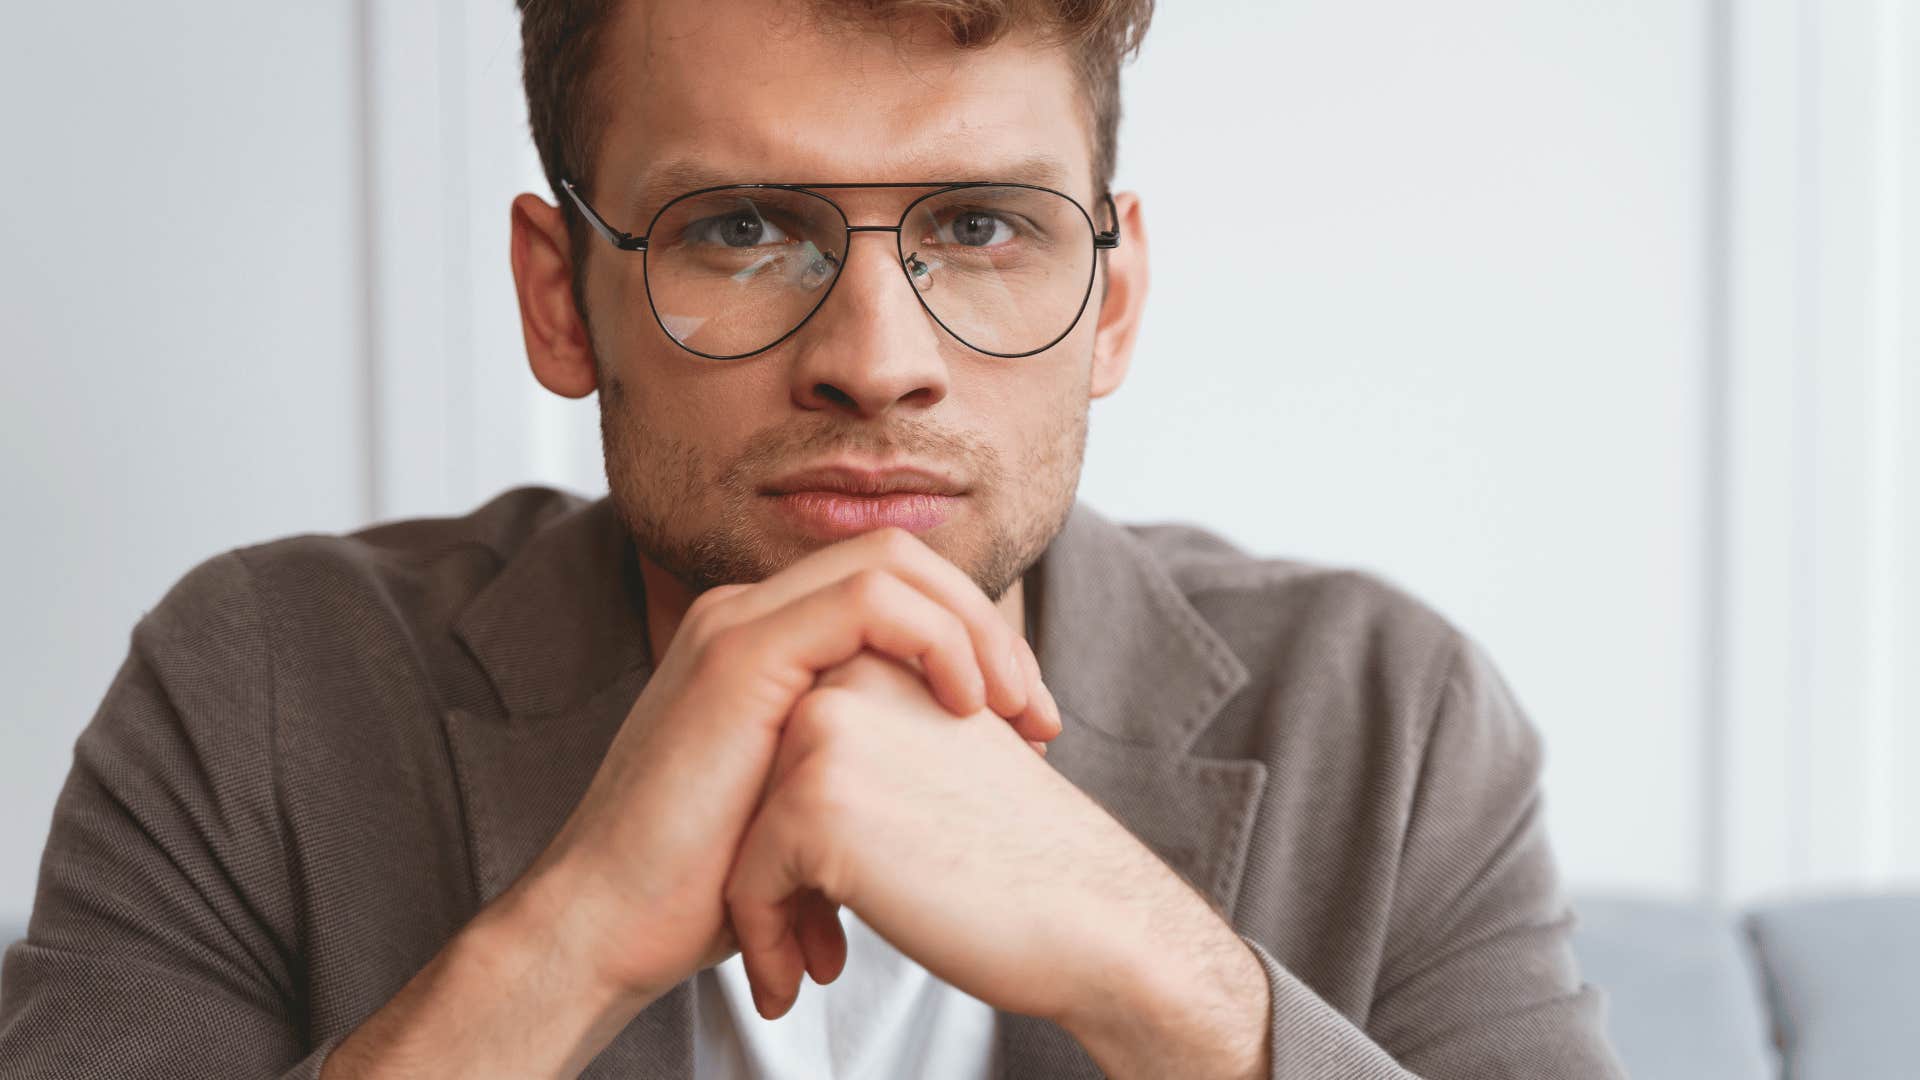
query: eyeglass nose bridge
[{"left": 821, "top": 224, "right": 935, "bottom": 290}]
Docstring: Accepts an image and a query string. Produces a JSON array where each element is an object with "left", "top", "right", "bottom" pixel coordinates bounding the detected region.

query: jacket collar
[
  {"left": 452, "top": 493, "right": 654, "bottom": 718},
  {"left": 451, "top": 494, "right": 1251, "bottom": 750},
  {"left": 444, "top": 492, "right": 1264, "bottom": 1077}
]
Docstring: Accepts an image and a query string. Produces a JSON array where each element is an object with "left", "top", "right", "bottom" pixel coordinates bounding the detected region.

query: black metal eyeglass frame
[{"left": 560, "top": 177, "right": 1123, "bottom": 361}]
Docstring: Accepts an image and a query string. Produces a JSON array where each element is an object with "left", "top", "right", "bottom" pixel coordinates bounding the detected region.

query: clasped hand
[
  {"left": 517, "top": 526, "right": 1251, "bottom": 1066},
  {"left": 503, "top": 526, "right": 1267, "bottom": 1068}
]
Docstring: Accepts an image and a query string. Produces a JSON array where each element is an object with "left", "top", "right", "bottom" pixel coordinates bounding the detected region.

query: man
[{"left": 0, "top": 0, "right": 1628, "bottom": 1076}]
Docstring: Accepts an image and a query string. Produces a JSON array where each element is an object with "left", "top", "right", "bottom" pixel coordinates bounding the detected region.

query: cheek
[
  {"left": 1002, "top": 347, "right": 1093, "bottom": 431},
  {"left": 967, "top": 371, "right": 1086, "bottom": 486},
  {"left": 603, "top": 334, "right": 778, "bottom": 431}
]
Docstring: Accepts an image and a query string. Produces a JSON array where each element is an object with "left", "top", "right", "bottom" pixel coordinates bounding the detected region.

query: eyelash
[{"left": 675, "top": 207, "right": 1034, "bottom": 250}]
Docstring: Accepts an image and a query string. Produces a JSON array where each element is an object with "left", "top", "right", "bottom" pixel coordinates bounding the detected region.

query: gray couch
[
  {"left": 1570, "top": 893, "right": 1918, "bottom": 1079},
  {"left": 2, "top": 893, "right": 1915, "bottom": 1075}
]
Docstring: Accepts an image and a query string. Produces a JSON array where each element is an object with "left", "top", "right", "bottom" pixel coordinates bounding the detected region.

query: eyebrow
[{"left": 617, "top": 153, "right": 1077, "bottom": 222}]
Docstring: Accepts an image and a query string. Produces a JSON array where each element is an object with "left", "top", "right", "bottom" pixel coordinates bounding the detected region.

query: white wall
[
  {"left": 3, "top": 0, "right": 1916, "bottom": 928},
  {"left": 1104, "top": 0, "right": 1716, "bottom": 897},
  {"left": 1718, "top": 0, "right": 1920, "bottom": 902},
  {"left": 0, "top": 3, "right": 372, "bottom": 926}
]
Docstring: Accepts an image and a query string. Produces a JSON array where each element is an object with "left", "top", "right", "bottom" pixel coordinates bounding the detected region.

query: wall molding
[
  {"left": 359, "top": 0, "right": 457, "bottom": 520},
  {"left": 1719, "top": 0, "right": 1919, "bottom": 904},
  {"left": 358, "top": 0, "right": 575, "bottom": 521}
]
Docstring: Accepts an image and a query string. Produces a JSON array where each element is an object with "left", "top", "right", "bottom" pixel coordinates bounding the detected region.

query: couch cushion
[
  {"left": 1568, "top": 895, "right": 1776, "bottom": 1080},
  {"left": 1747, "top": 895, "right": 1920, "bottom": 1080}
]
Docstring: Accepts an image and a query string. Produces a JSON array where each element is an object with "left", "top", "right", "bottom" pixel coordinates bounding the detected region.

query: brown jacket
[{"left": 0, "top": 485, "right": 1627, "bottom": 1078}]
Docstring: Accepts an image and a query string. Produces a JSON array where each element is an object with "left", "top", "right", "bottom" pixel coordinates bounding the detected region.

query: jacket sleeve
[
  {"left": 0, "top": 550, "right": 343, "bottom": 1078},
  {"left": 1241, "top": 633, "right": 1629, "bottom": 1079}
]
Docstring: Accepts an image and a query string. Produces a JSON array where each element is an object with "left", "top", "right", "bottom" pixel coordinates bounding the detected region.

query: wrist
[
  {"left": 1057, "top": 894, "right": 1270, "bottom": 1080},
  {"left": 467, "top": 856, "right": 663, "bottom": 1051},
  {"left": 319, "top": 857, "right": 664, "bottom": 1080}
]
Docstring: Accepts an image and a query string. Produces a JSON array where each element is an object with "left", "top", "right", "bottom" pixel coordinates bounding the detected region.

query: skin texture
[
  {"left": 481, "top": 0, "right": 1275, "bottom": 1076},
  {"left": 513, "top": 0, "right": 1143, "bottom": 626}
]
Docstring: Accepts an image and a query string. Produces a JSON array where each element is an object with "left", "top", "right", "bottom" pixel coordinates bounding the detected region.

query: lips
[
  {"left": 768, "top": 491, "right": 957, "bottom": 537},
  {"left": 760, "top": 463, "right": 965, "bottom": 498},
  {"left": 761, "top": 463, "right": 964, "bottom": 538}
]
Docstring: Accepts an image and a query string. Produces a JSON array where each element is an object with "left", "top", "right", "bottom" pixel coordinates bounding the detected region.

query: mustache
[{"left": 724, "top": 418, "right": 1003, "bottom": 488}]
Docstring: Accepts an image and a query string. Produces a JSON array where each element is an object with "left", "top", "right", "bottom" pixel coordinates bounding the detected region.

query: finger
[
  {"left": 1028, "top": 738, "right": 1049, "bottom": 757},
  {"left": 794, "top": 890, "right": 848, "bottom": 985},
  {"left": 725, "top": 799, "right": 813, "bottom": 1020},
  {"left": 732, "top": 569, "right": 991, "bottom": 719},
  {"left": 698, "top": 528, "right": 1033, "bottom": 719},
  {"left": 744, "top": 898, "right": 806, "bottom": 1020},
  {"left": 691, "top": 582, "right": 754, "bottom": 606},
  {"left": 1005, "top": 638, "right": 1062, "bottom": 744}
]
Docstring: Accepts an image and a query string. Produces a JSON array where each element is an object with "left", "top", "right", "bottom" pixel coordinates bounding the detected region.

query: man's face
[{"left": 554, "top": 0, "right": 1139, "bottom": 601}]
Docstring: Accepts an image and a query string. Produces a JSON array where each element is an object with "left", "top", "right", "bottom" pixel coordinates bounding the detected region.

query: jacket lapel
[
  {"left": 440, "top": 494, "right": 1265, "bottom": 1077},
  {"left": 442, "top": 494, "right": 696, "bottom": 1075}
]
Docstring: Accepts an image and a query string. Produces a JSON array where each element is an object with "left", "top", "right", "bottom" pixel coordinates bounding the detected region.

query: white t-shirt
[{"left": 691, "top": 906, "right": 999, "bottom": 1079}]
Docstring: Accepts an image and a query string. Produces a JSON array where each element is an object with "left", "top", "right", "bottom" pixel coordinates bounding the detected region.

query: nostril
[{"left": 814, "top": 384, "right": 857, "bottom": 408}]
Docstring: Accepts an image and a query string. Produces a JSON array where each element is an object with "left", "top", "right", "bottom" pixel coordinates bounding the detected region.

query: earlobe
[
  {"left": 510, "top": 192, "right": 599, "bottom": 399},
  {"left": 1089, "top": 190, "right": 1147, "bottom": 400}
]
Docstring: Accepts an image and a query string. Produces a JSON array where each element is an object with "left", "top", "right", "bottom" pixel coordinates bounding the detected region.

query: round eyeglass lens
[
  {"left": 644, "top": 187, "right": 850, "bottom": 358},
  {"left": 897, "top": 185, "right": 1097, "bottom": 356}
]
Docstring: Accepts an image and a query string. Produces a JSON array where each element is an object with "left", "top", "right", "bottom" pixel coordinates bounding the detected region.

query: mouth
[
  {"left": 760, "top": 463, "right": 966, "bottom": 538},
  {"left": 760, "top": 462, "right": 966, "bottom": 498},
  {"left": 765, "top": 490, "right": 959, "bottom": 538}
]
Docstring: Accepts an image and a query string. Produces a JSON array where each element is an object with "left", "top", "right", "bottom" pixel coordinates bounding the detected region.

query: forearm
[
  {"left": 1059, "top": 880, "right": 1271, "bottom": 1080},
  {"left": 319, "top": 868, "right": 656, "bottom": 1079}
]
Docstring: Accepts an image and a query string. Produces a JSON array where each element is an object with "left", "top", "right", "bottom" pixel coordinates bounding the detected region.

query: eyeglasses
[{"left": 561, "top": 178, "right": 1121, "bottom": 360}]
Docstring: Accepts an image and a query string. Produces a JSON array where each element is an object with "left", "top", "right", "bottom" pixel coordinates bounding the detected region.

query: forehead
[{"left": 592, "top": 0, "right": 1094, "bottom": 211}]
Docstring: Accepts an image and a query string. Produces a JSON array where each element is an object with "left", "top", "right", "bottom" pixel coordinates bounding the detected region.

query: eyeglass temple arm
[
  {"left": 1094, "top": 192, "right": 1122, "bottom": 250},
  {"left": 561, "top": 178, "right": 649, "bottom": 252}
]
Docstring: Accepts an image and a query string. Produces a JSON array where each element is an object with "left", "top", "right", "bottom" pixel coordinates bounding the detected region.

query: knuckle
[
  {"left": 693, "top": 622, "right": 754, "bottom": 674},
  {"left": 684, "top": 584, "right": 734, "bottom": 622},
  {"left": 680, "top": 590, "right": 745, "bottom": 651},
  {"left": 788, "top": 687, "right": 849, "bottom": 739},
  {"left": 787, "top": 687, "right": 840, "bottom": 730},
  {"left": 842, "top": 567, "right": 896, "bottom": 609},
  {"left": 677, "top": 605, "right": 718, "bottom": 648}
]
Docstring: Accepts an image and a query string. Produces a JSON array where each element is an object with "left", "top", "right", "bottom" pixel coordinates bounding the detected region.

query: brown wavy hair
[{"left": 517, "top": 0, "right": 1154, "bottom": 245}]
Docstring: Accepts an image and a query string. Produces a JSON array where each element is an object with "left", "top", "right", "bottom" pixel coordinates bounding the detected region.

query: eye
[
  {"left": 685, "top": 205, "right": 792, "bottom": 248},
  {"left": 938, "top": 209, "right": 1015, "bottom": 247}
]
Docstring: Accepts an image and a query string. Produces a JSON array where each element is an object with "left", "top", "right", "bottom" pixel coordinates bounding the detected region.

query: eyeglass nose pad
[
  {"left": 795, "top": 244, "right": 839, "bottom": 291},
  {"left": 903, "top": 251, "right": 935, "bottom": 293}
]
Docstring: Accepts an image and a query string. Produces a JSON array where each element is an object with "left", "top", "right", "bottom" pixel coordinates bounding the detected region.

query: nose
[{"left": 785, "top": 229, "right": 951, "bottom": 418}]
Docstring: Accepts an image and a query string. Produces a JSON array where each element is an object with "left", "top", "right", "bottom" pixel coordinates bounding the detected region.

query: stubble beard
[{"left": 597, "top": 364, "right": 1088, "bottom": 604}]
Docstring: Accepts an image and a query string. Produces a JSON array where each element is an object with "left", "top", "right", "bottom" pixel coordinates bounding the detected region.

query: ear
[
  {"left": 510, "top": 192, "right": 598, "bottom": 399},
  {"left": 1089, "top": 190, "right": 1147, "bottom": 400}
]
